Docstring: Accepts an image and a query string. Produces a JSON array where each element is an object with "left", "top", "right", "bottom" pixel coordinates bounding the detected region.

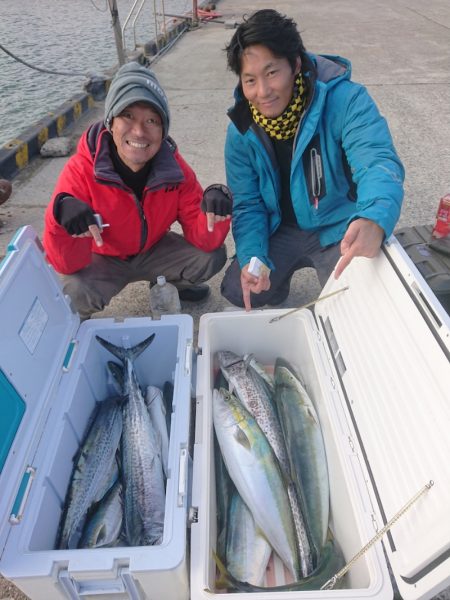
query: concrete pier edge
[{"left": 0, "top": 12, "right": 198, "bottom": 181}]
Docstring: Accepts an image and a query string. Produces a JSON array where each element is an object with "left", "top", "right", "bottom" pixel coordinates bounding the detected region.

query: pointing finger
[
  {"left": 334, "top": 251, "right": 353, "bottom": 279},
  {"left": 242, "top": 285, "right": 252, "bottom": 312}
]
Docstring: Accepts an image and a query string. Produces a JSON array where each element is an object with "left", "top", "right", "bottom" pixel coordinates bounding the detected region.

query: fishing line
[
  {"left": 320, "top": 480, "right": 434, "bottom": 590},
  {"left": 0, "top": 42, "right": 87, "bottom": 77}
]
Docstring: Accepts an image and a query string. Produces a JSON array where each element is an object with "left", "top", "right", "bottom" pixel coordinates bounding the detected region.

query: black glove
[
  {"left": 54, "top": 194, "right": 97, "bottom": 235},
  {"left": 201, "top": 184, "right": 233, "bottom": 216}
]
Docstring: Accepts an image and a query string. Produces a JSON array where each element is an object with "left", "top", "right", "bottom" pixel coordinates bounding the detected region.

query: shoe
[{"left": 178, "top": 284, "right": 210, "bottom": 302}]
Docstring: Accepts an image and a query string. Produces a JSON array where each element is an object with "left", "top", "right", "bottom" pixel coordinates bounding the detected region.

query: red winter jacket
[{"left": 43, "top": 122, "right": 230, "bottom": 274}]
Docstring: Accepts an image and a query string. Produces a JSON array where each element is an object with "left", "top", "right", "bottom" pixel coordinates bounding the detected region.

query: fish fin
[
  {"left": 306, "top": 405, "right": 320, "bottom": 426},
  {"left": 233, "top": 426, "right": 252, "bottom": 451},
  {"left": 129, "top": 333, "right": 156, "bottom": 361},
  {"left": 96, "top": 335, "right": 127, "bottom": 361}
]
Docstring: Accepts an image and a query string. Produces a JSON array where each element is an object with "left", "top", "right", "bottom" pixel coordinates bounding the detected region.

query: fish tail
[
  {"left": 96, "top": 333, "right": 156, "bottom": 363},
  {"left": 212, "top": 550, "right": 235, "bottom": 590}
]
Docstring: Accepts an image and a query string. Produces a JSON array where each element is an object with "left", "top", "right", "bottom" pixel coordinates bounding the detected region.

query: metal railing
[{"left": 107, "top": 0, "right": 199, "bottom": 66}]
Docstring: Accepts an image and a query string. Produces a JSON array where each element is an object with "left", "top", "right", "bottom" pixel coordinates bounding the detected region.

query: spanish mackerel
[
  {"left": 96, "top": 334, "right": 166, "bottom": 546},
  {"left": 57, "top": 395, "right": 123, "bottom": 549}
]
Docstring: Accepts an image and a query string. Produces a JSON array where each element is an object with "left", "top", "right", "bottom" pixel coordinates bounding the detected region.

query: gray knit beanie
[{"left": 104, "top": 62, "right": 170, "bottom": 138}]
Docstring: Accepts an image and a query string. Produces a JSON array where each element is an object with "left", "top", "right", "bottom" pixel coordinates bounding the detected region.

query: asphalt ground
[
  {"left": 1, "top": 0, "right": 449, "bottom": 341},
  {"left": 0, "top": 0, "right": 449, "bottom": 598}
]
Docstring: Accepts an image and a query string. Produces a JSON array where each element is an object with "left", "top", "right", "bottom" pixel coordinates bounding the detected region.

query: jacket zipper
[
  {"left": 310, "top": 147, "right": 323, "bottom": 209},
  {"left": 134, "top": 194, "right": 148, "bottom": 252}
]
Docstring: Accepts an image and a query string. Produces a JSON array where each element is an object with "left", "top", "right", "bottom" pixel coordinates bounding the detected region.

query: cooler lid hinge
[
  {"left": 322, "top": 316, "right": 347, "bottom": 378},
  {"left": 188, "top": 506, "right": 199, "bottom": 525}
]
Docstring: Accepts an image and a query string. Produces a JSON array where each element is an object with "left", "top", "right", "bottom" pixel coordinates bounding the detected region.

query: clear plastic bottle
[{"left": 150, "top": 275, "right": 181, "bottom": 319}]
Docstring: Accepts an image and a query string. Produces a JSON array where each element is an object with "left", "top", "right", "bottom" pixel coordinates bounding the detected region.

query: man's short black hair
[{"left": 226, "top": 9, "right": 307, "bottom": 75}]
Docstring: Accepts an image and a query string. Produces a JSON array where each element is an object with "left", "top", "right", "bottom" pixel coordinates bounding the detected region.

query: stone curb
[{"left": 0, "top": 15, "right": 195, "bottom": 181}]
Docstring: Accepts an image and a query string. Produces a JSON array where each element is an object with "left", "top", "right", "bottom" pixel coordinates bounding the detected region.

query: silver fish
[
  {"left": 225, "top": 490, "right": 272, "bottom": 587},
  {"left": 217, "top": 350, "right": 314, "bottom": 576},
  {"left": 274, "top": 358, "right": 330, "bottom": 555},
  {"left": 145, "top": 385, "right": 169, "bottom": 479},
  {"left": 57, "top": 395, "right": 123, "bottom": 549},
  {"left": 212, "top": 387, "right": 300, "bottom": 581},
  {"left": 96, "top": 333, "right": 166, "bottom": 547},
  {"left": 79, "top": 478, "right": 123, "bottom": 548}
]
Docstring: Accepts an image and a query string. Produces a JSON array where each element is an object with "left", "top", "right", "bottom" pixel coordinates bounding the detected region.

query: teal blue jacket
[{"left": 225, "top": 54, "right": 405, "bottom": 270}]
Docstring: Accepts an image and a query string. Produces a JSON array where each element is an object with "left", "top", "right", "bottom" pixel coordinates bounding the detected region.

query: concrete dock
[
  {"left": 1, "top": 0, "right": 449, "bottom": 335},
  {"left": 0, "top": 0, "right": 449, "bottom": 597}
]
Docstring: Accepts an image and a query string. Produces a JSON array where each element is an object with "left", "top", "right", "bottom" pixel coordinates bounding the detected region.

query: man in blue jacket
[{"left": 220, "top": 9, "right": 404, "bottom": 311}]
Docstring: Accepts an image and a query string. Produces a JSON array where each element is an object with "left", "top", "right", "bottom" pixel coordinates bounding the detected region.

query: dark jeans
[
  {"left": 221, "top": 225, "right": 341, "bottom": 308},
  {"left": 62, "top": 232, "right": 226, "bottom": 319}
]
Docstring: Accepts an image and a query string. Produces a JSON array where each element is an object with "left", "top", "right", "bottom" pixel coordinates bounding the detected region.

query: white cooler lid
[
  {"left": 0, "top": 226, "right": 78, "bottom": 555},
  {"left": 315, "top": 236, "right": 450, "bottom": 600}
]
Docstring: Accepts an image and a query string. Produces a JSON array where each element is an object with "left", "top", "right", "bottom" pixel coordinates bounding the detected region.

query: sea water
[{"left": 0, "top": 0, "right": 193, "bottom": 147}]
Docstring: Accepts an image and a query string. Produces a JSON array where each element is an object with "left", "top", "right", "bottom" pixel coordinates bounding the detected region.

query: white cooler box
[
  {"left": 1, "top": 225, "right": 450, "bottom": 600},
  {"left": 0, "top": 226, "right": 195, "bottom": 600},
  {"left": 191, "top": 236, "right": 450, "bottom": 600}
]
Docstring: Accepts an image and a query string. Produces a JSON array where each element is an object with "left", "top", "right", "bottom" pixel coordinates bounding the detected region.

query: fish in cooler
[
  {"left": 56, "top": 394, "right": 123, "bottom": 550},
  {"left": 274, "top": 358, "right": 330, "bottom": 555},
  {"left": 58, "top": 333, "right": 169, "bottom": 550},
  {"left": 224, "top": 490, "right": 272, "bottom": 586},
  {"left": 79, "top": 477, "right": 124, "bottom": 548},
  {"left": 217, "top": 351, "right": 314, "bottom": 576},
  {"left": 212, "top": 386, "right": 301, "bottom": 581},
  {"left": 97, "top": 333, "right": 166, "bottom": 547},
  {"left": 145, "top": 384, "right": 170, "bottom": 479}
]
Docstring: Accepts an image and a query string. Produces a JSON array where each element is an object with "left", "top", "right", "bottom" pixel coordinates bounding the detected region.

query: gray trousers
[
  {"left": 221, "top": 225, "right": 342, "bottom": 308},
  {"left": 62, "top": 232, "right": 227, "bottom": 319}
]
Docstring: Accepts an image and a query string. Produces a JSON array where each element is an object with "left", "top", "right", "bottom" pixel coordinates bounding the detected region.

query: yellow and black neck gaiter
[{"left": 249, "top": 73, "right": 306, "bottom": 140}]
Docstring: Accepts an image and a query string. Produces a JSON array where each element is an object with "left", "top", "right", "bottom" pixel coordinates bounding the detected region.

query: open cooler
[
  {"left": 191, "top": 237, "right": 450, "bottom": 600},
  {"left": 0, "top": 226, "right": 195, "bottom": 600},
  {"left": 1, "top": 226, "right": 450, "bottom": 600}
]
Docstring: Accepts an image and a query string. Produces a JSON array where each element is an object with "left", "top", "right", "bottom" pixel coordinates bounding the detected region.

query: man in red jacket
[{"left": 43, "top": 62, "right": 231, "bottom": 319}]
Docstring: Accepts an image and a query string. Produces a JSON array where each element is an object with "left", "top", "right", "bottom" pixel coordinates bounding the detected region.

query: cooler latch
[{"left": 58, "top": 566, "right": 141, "bottom": 599}]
